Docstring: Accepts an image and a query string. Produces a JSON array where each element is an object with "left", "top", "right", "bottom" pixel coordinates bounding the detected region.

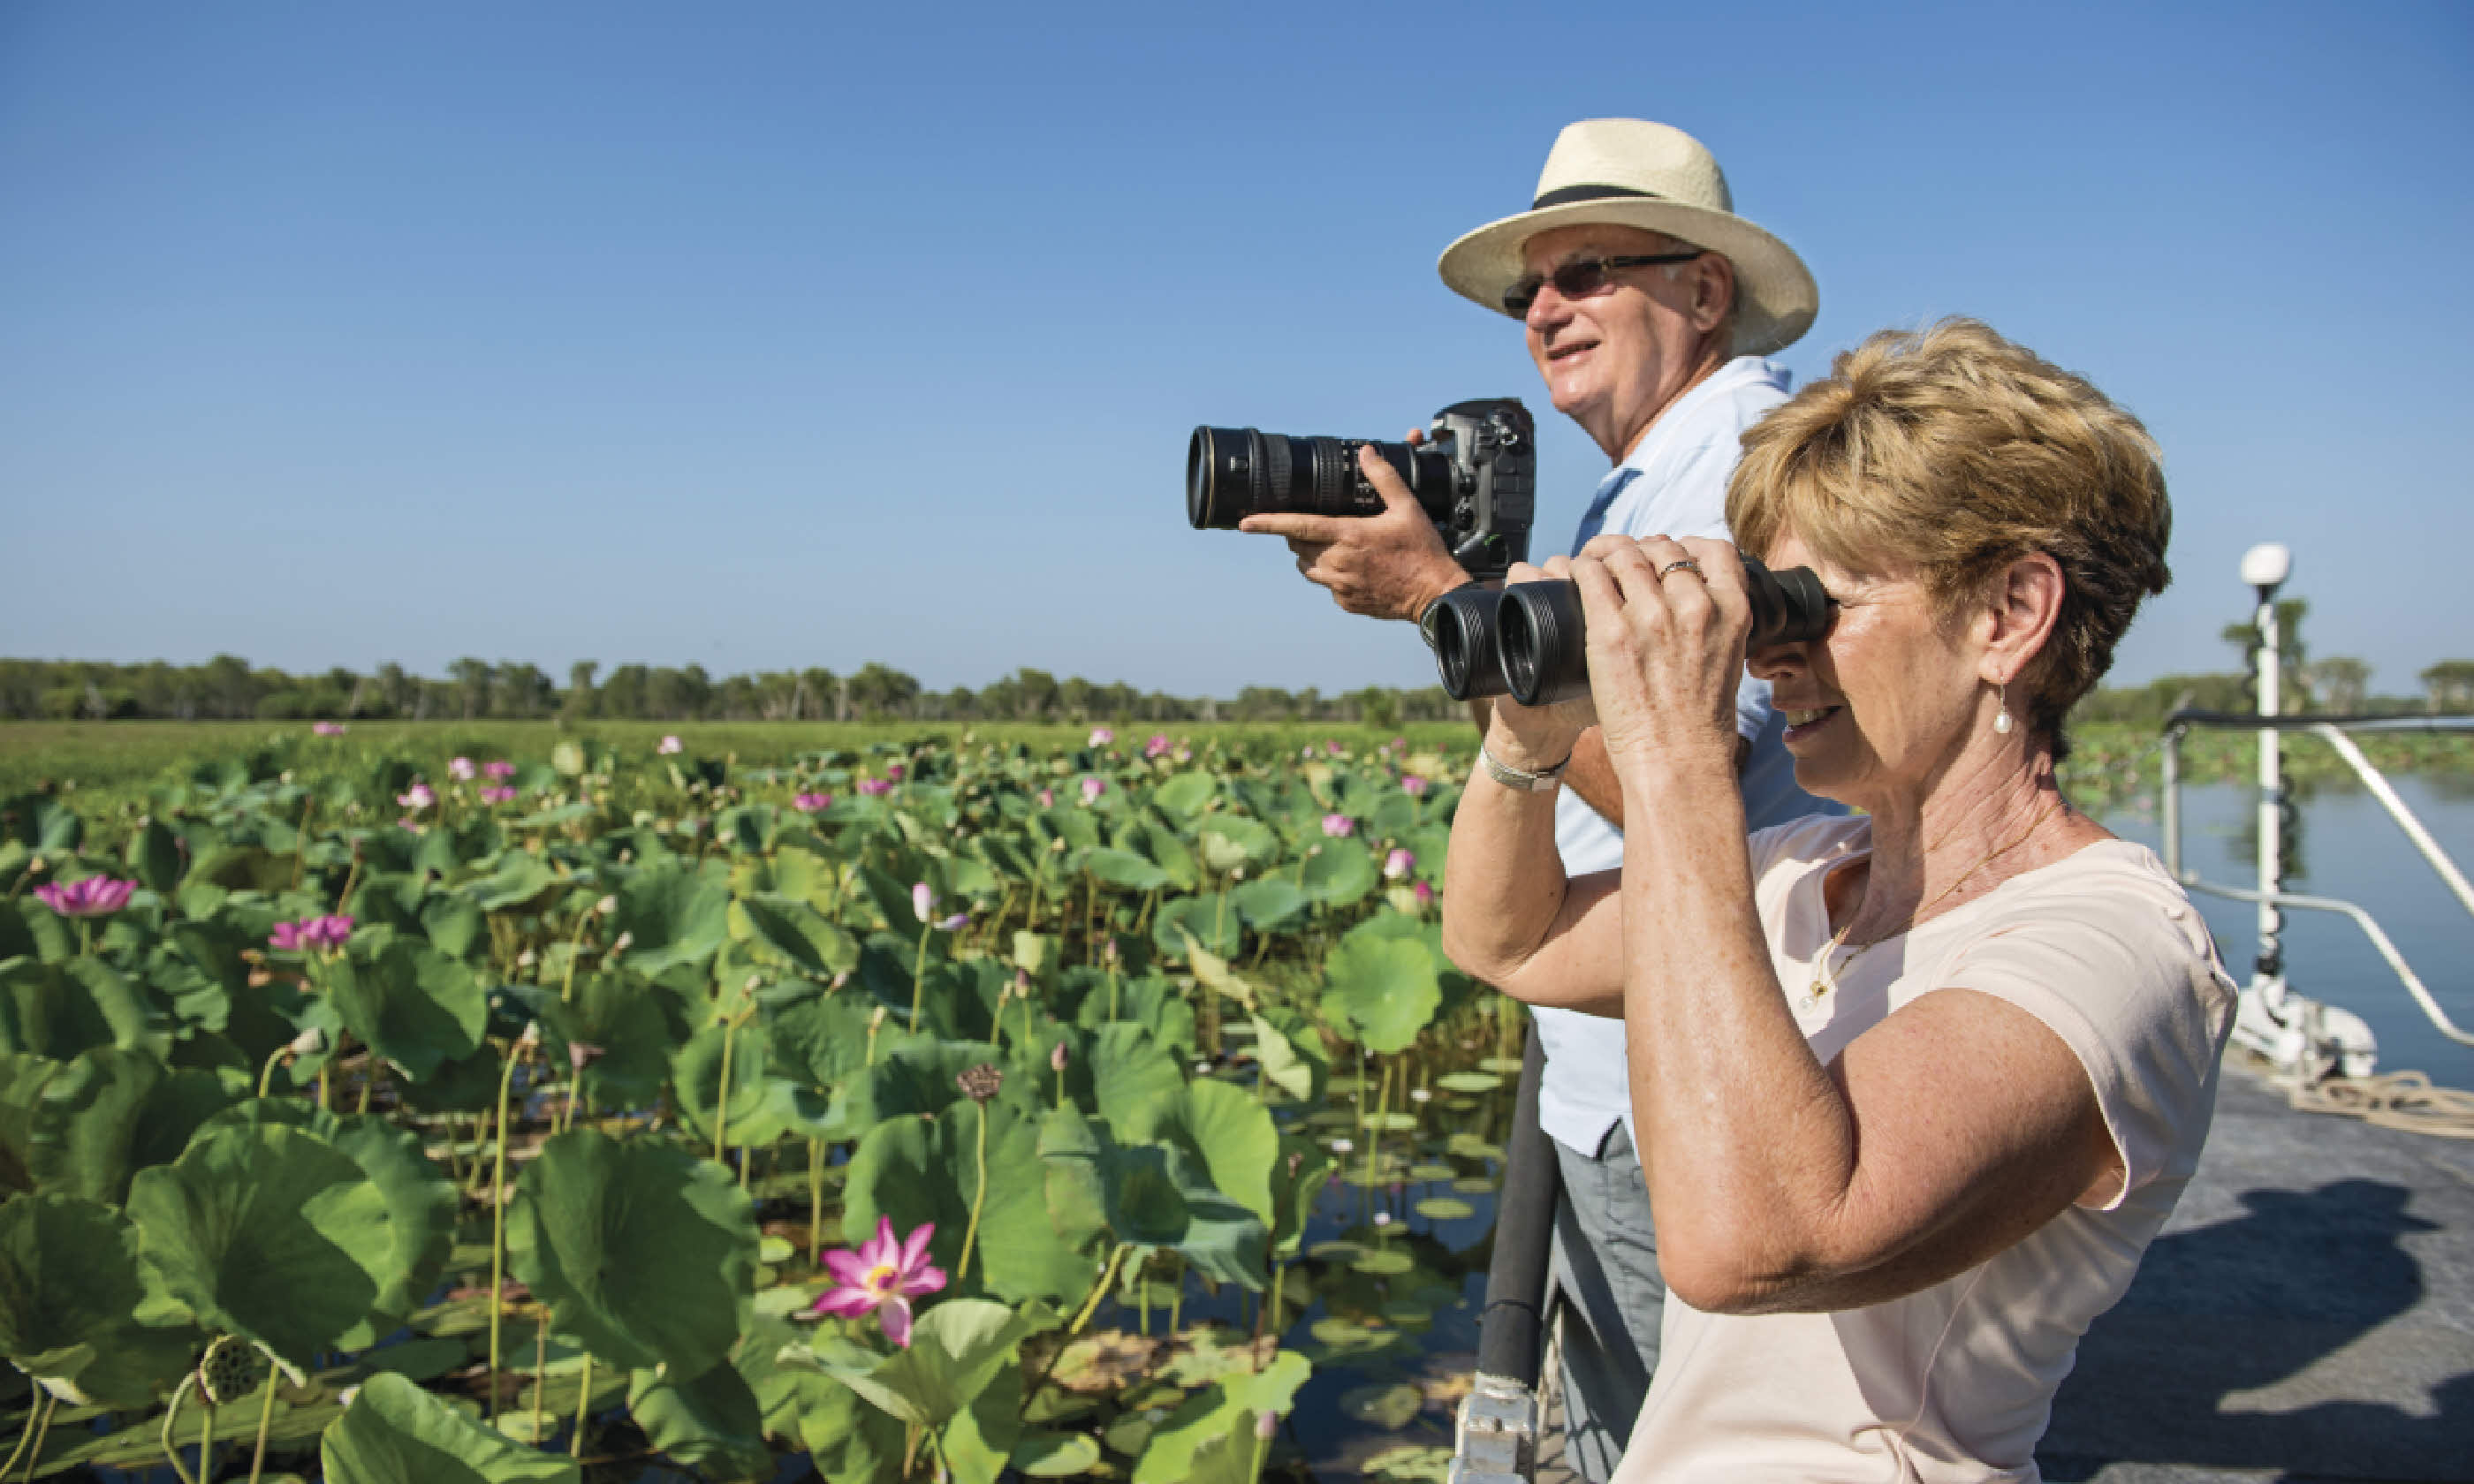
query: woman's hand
[
  {"left": 1483, "top": 556, "right": 1597, "bottom": 771},
  {"left": 1569, "top": 534, "right": 1749, "bottom": 772}
]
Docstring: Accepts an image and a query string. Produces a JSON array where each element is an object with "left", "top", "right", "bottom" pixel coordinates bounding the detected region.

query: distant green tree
[
  {"left": 2421, "top": 660, "right": 2474, "bottom": 712},
  {"left": 563, "top": 661, "right": 599, "bottom": 720}
]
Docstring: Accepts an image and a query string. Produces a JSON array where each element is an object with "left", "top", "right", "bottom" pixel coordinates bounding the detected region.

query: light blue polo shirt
[{"left": 1533, "top": 355, "right": 1842, "bottom": 1155}]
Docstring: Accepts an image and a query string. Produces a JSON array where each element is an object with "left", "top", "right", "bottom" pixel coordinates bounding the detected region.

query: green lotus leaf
[
  {"left": 1299, "top": 839, "right": 1377, "bottom": 907},
  {"left": 1075, "top": 973, "right": 1196, "bottom": 1055},
  {"left": 127, "top": 1122, "right": 396, "bottom": 1372},
  {"left": 2, "top": 794, "right": 82, "bottom": 854},
  {"left": 1088, "top": 1023, "right": 1185, "bottom": 1135},
  {"left": 327, "top": 938, "right": 486, "bottom": 1082},
  {"left": 1197, "top": 817, "right": 1278, "bottom": 874},
  {"left": 536, "top": 973, "right": 677, "bottom": 1109},
  {"left": 392, "top": 1040, "right": 503, "bottom": 1115},
  {"left": 421, "top": 893, "right": 486, "bottom": 961},
  {"left": 748, "top": 1314, "right": 907, "bottom": 1477},
  {"left": 0, "top": 1193, "right": 199, "bottom": 1408},
  {"left": 1150, "top": 894, "right": 1238, "bottom": 960},
  {"left": 321, "top": 1371, "right": 580, "bottom": 1483},
  {"left": 1230, "top": 877, "right": 1309, "bottom": 933},
  {"left": 1119, "top": 1077, "right": 1279, "bottom": 1228},
  {"left": 803, "top": 1297, "right": 1051, "bottom": 1432},
  {"left": 0, "top": 956, "right": 162, "bottom": 1059},
  {"left": 0, "top": 1052, "right": 59, "bottom": 1194},
  {"left": 610, "top": 864, "right": 730, "bottom": 975},
  {"left": 1340, "top": 1380, "right": 1425, "bottom": 1428},
  {"left": 732, "top": 895, "right": 860, "bottom": 980},
  {"left": 1085, "top": 848, "right": 1171, "bottom": 892},
  {"left": 1046, "top": 1119, "right": 1265, "bottom": 1290},
  {"left": 467, "top": 852, "right": 559, "bottom": 913},
  {"left": 505, "top": 1128, "right": 756, "bottom": 1376},
  {"left": 1319, "top": 931, "right": 1440, "bottom": 1056},
  {"left": 1150, "top": 773, "right": 1217, "bottom": 824},
  {"left": 29, "top": 1047, "right": 241, "bottom": 1206},
  {"left": 1434, "top": 1071, "right": 1502, "bottom": 1094},
  {"left": 763, "top": 988, "right": 877, "bottom": 1092},
  {"left": 195, "top": 1102, "right": 456, "bottom": 1351},
  {"left": 1013, "top": 1431, "right": 1104, "bottom": 1477},
  {"left": 842, "top": 1097, "right": 1104, "bottom": 1308},
  {"left": 128, "top": 819, "right": 185, "bottom": 894},
  {"left": 627, "top": 1357, "right": 770, "bottom": 1482},
  {"left": 672, "top": 1021, "right": 794, "bottom": 1149},
  {"left": 1248, "top": 1008, "right": 1329, "bottom": 1106},
  {"left": 1132, "top": 1348, "right": 1310, "bottom": 1484},
  {"left": 1139, "top": 824, "right": 1201, "bottom": 890}
]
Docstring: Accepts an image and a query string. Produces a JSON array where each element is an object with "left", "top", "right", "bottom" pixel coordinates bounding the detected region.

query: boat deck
[{"left": 1533, "top": 1059, "right": 2474, "bottom": 1482}]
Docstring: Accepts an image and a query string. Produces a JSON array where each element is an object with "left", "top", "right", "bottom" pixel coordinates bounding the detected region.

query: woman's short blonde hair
[{"left": 1727, "top": 318, "right": 2171, "bottom": 760}]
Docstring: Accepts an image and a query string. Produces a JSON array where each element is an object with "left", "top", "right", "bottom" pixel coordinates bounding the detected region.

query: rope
[{"left": 2236, "top": 1048, "right": 2474, "bottom": 1140}]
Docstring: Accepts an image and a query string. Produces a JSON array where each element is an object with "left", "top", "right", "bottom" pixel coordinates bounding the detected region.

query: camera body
[{"left": 1188, "top": 398, "right": 1536, "bottom": 579}]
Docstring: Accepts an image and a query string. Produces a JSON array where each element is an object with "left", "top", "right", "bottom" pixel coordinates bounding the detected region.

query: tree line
[{"left": 0, "top": 656, "right": 1472, "bottom": 730}]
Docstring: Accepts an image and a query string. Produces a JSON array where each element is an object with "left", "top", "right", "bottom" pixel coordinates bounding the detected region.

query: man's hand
[{"left": 1238, "top": 442, "right": 1471, "bottom": 622}]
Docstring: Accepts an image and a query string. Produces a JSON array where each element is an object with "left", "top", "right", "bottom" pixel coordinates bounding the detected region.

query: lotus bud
[
  {"left": 1409, "top": 1086, "right": 1432, "bottom": 1102},
  {"left": 567, "top": 1041, "right": 606, "bottom": 1073},
  {"left": 955, "top": 1063, "right": 1004, "bottom": 1104},
  {"left": 611, "top": 931, "right": 633, "bottom": 955},
  {"left": 869, "top": 1005, "right": 887, "bottom": 1030},
  {"left": 1286, "top": 1150, "right": 1304, "bottom": 1177},
  {"left": 913, "top": 882, "right": 934, "bottom": 920},
  {"left": 1102, "top": 937, "right": 1119, "bottom": 965},
  {"left": 1256, "top": 1409, "right": 1279, "bottom": 1441},
  {"left": 1050, "top": 1041, "right": 1068, "bottom": 1073},
  {"left": 1049, "top": 837, "right": 1066, "bottom": 853},
  {"left": 518, "top": 1022, "right": 542, "bottom": 1049},
  {"left": 516, "top": 949, "right": 537, "bottom": 969},
  {"left": 1372, "top": 1210, "right": 1393, "bottom": 1226},
  {"left": 830, "top": 970, "right": 851, "bottom": 991},
  {"left": 596, "top": 895, "right": 617, "bottom": 916},
  {"left": 745, "top": 974, "right": 763, "bottom": 994},
  {"left": 288, "top": 1025, "right": 328, "bottom": 1057},
  {"left": 1328, "top": 1137, "right": 1354, "bottom": 1154}
]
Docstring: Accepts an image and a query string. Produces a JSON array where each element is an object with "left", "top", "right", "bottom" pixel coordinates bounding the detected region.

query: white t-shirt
[
  {"left": 1615, "top": 814, "right": 2236, "bottom": 1483},
  {"left": 1534, "top": 354, "right": 1838, "bottom": 1155}
]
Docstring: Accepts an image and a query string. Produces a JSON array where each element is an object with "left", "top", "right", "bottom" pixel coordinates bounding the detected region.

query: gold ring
[{"left": 1658, "top": 559, "right": 1704, "bottom": 579}]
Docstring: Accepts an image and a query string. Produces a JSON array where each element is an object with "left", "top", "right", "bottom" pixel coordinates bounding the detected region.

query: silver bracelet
[{"left": 1478, "top": 743, "right": 1571, "bottom": 792}]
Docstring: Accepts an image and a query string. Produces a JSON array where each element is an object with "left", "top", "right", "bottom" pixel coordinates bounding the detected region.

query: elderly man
[{"left": 1241, "top": 118, "right": 1832, "bottom": 1479}]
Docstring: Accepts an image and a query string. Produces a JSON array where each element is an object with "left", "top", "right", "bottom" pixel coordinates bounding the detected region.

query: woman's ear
[{"left": 1982, "top": 551, "right": 2065, "bottom": 685}]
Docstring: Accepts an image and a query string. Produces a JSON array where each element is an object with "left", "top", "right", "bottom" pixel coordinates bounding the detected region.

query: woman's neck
[{"left": 1838, "top": 745, "right": 2073, "bottom": 943}]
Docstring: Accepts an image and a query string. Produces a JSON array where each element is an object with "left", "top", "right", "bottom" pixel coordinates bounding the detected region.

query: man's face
[{"left": 1519, "top": 223, "right": 1725, "bottom": 461}]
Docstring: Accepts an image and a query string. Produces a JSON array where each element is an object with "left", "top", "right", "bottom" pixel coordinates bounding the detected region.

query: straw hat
[{"left": 1438, "top": 118, "right": 1818, "bottom": 357}]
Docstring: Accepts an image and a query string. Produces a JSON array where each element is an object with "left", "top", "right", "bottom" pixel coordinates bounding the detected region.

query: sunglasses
[{"left": 1502, "top": 252, "right": 1704, "bottom": 316}]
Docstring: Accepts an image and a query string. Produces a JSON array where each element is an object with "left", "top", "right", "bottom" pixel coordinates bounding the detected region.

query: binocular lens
[{"left": 1430, "top": 556, "right": 1835, "bottom": 705}]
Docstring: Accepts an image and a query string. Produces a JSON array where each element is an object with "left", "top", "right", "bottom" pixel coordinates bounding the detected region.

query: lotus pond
[{"left": 0, "top": 727, "right": 1539, "bottom": 1482}]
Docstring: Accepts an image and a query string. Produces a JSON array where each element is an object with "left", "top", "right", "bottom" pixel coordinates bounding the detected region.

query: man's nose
[{"left": 1524, "top": 284, "right": 1573, "bottom": 333}]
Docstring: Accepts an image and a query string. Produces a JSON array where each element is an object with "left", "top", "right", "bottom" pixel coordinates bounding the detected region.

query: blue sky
[{"left": 4, "top": 2, "right": 2469, "bottom": 699}]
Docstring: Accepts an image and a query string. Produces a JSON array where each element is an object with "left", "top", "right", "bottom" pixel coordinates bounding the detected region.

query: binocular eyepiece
[{"left": 1431, "top": 556, "right": 1833, "bottom": 706}]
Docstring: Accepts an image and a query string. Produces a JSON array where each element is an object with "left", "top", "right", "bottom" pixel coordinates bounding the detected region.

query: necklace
[{"left": 1798, "top": 797, "right": 2065, "bottom": 1011}]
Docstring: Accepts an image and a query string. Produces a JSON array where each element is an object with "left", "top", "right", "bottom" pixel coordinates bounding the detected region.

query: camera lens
[
  {"left": 1187, "top": 424, "right": 1455, "bottom": 530},
  {"left": 1430, "top": 587, "right": 1509, "bottom": 700}
]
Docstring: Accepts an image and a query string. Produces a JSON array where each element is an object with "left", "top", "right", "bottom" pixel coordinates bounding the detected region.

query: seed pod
[
  {"left": 196, "top": 1335, "right": 266, "bottom": 1407},
  {"left": 955, "top": 1064, "right": 1004, "bottom": 1104}
]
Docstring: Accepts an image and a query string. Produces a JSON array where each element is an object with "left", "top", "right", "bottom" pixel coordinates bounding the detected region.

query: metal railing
[{"left": 2160, "top": 708, "right": 2474, "bottom": 1056}]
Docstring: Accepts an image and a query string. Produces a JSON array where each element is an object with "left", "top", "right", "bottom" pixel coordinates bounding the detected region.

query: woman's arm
[{"left": 1582, "top": 535, "right": 2113, "bottom": 1314}]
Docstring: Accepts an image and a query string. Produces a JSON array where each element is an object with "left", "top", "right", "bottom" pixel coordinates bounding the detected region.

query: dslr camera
[{"left": 1187, "top": 398, "right": 1537, "bottom": 579}]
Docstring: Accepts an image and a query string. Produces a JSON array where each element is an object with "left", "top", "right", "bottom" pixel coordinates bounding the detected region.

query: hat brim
[{"left": 1438, "top": 199, "right": 1818, "bottom": 357}]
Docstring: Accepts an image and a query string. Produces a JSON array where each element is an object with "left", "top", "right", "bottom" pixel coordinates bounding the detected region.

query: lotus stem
[
  {"left": 1137, "top": 1264, "right": 1149, "bottom": 1336},
  {"left": 486, "top": 1036, "right": 524, "bottom": 1420},
  {"left": 559, "top": 902, "right": 594, "bottom": 1004},
  {"left": 4, "top": 1394, "right": 55, "bottom": 1483},
  {"left": 1259, "top": 1261, "right": 1287, "bottom": 1369},
  {"left": 246, "top": 1363, "right": 278, "bottom": 1484},
  {"left": 255, "top": 1042, "right": 288, "bottom": 1100},
  {"left": 531, "top": 1313, "right": 549, "bottom": 1442},
  {"left": 909, "top": 920, "right": 931, "bottom": 1032},
  {"left": 333, "top": 852, "right": 360, "bottom": 919},
  {"left": 1067, "top": 1243, "right": 1129, "bottom": 1336},
  {"left": 159, "top": 1373, "right": 199, "bottom": 1484},
  {"left": 290, "top": 796, "right": 313, "bottom": 892},
  {"left": 1248, "top": 1412, "right": 1271, "bottom": 1484},
  {"left": 1169, "top": 1253, "right": 1183, "bottom": 1336},
  {"left": 1135, "top": 885, "right": 1159, "bottom": 936},
  {"left": 955, "top": 1101, "right": 990, "bottom": 1283},
  {"left": 808, "top": 1138, "right": 825, "bottom": 1263},
  {"left": 1361, "top": 1056, "right": 1390, "bottom": 1214},
  {"left": 357, "top": 1056, "right": 377, "bottom": 1115},
  {"left": 570, "top": 1353, "right": 594, "bottom": 1457},
  {"left": 196, "top": 1399, "right": 216, "bottom": 1483},
  {"left": 78, "top": 921, "right": 92, "bottom": 959},
  {"left": 714, "top": 1010, "right": 744, "bottom": 1162},
  {"left": 1105, "top": 960, "right": 1120, "bottom": 1023},
  {"left": 1082, "top": 871, "right": 1097, "bottom": 965}
]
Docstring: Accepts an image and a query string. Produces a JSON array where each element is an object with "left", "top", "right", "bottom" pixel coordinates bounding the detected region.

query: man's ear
[
  {"left": 1984, "top": 551, "right": 2065, "bottom": 685},
  {"left": 1691, "top": 254, "right": 1736, "bottom": 334}
]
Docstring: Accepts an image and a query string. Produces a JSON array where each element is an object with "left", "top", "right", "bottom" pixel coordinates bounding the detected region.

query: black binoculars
[{"left": 1428, "top": 556, "right": 1833, "bottom": 706}]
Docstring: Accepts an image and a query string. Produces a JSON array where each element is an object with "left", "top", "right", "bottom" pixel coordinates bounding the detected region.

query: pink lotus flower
[
  {"left": 304, "top": 914, "right": 353, "bottom": 950},
  {"left": 447, "top": 757, "right": 476, "bottom": 781},
  {"left": 269, "top": 920, "right": 307, "bottom": 952},
  {"left": 1413, "top": 880, "right": 1435, "bottom": 908},
  {"left": 313, "top": 722, "right": 346, "bottom": 737},
  {"left": 1325, "top": 739, "right": 1344, "bottom": 756},
  {"left": 1384, "top": 847, "right": 1415, "bottom": 881},
  {"left": 1089, "top": 727, "right": 1114, "bottom": 747},
  {"left": 398, "top": 783, "right": 436, "bottom": 810},
  {"left": 1401, "top": 776, "right": 1429, "bottom": 798},
  {"left": 479, "top": 785, "right": 517, "bottom": 805},
  {"left": 1144, "top": 734, "right": 1172, "bottom": 759},
  {"left": 793, "top": 791, "right": 833, "bottom": 813},
  {"left": 811, "top": 1216, "right": 946, "bottom": 1348},
  {"left": 884, "top": 762, "right": 906, "bottom": 783},
  {"left": 913, "top": 882, "right": 935, "bottom": 921},
  {"left": 1036, "top": 787, "right": 1054, "bottom": 807},
  {"left": 483, "top": 760, "right": 516, "bottom": 781},
  {"left": 1321, "top": 814, "right": 1355, "bottom": 838},
  {"left": 857, "top": 777, "right": 892, "bottom": 797},
  {"left": 656, "top": 736, "right": 683, "bottom": 755},
  {"left": 1173, "top": 746, "right": 1193, "bottom": 763},
  {"left": 1079, "top": 776, "right": 1105, "bottom": 805},
  {"left": 35, "top": 877, "right": 135, "bottom": 918}
]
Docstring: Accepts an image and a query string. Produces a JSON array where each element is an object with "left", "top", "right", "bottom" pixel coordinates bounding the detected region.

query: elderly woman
[{"left": 1441, "top": 318, "right": 2234, "bottom": 1480}]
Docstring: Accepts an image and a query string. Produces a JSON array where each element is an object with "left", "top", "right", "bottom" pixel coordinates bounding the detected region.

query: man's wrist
[{"left": 1406, "top": 563, "right": 1477, "bottom": 625}]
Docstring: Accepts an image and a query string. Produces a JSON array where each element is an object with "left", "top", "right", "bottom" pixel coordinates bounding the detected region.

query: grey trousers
[{"left": 1547, "top": 1121, "right": 1663, "bottom": 1483}]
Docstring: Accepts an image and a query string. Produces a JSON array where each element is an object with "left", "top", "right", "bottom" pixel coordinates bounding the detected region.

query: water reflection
[{"left": 2098, "top": 776, "right": 2474, "bottom": 1087}]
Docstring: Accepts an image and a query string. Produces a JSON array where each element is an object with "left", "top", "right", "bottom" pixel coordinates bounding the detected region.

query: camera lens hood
[{"left": 1430, "top": 587, "right": 1509, "bottom": 700}]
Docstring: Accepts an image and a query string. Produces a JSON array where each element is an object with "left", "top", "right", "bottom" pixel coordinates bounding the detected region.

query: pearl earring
[{"left": 1993, "top": 681, "right": 2014, "bottom": 735}]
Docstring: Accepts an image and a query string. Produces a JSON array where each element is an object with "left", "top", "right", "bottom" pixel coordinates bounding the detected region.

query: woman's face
[{"left": 1748, "top": 527, "right": 1986, "bottom": 808}]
